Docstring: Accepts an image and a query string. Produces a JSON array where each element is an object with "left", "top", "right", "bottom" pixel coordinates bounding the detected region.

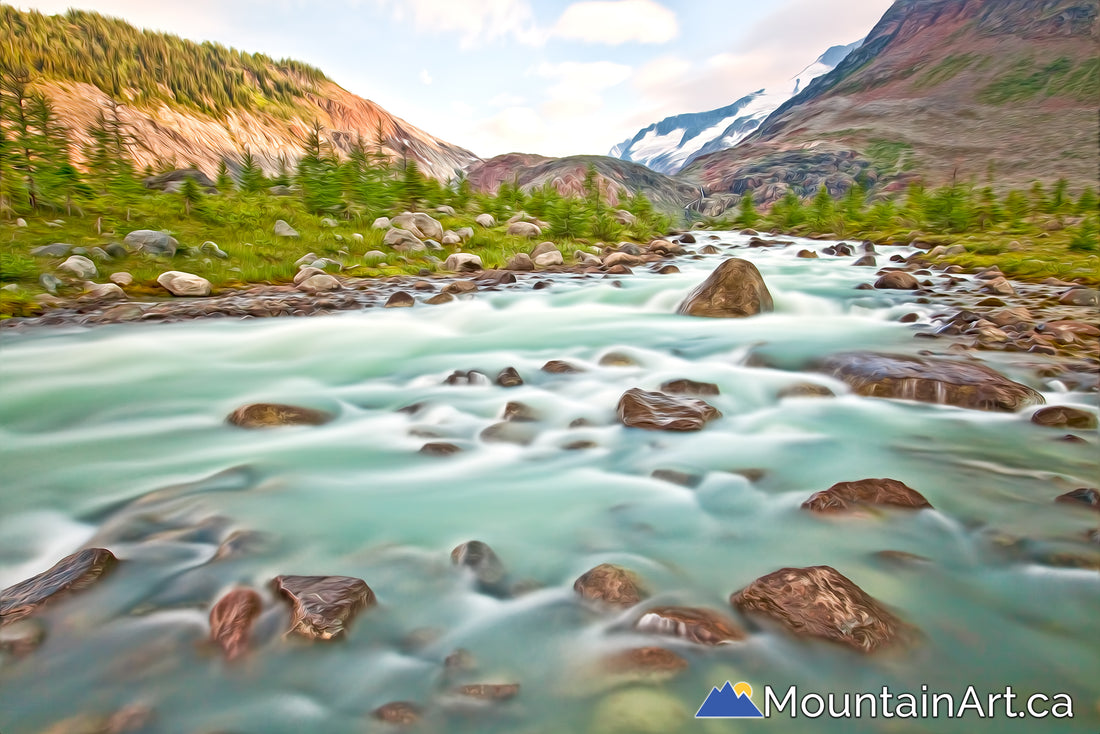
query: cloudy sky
[{"left": 14, "top": 0, "right": 893, "bottom": 158}]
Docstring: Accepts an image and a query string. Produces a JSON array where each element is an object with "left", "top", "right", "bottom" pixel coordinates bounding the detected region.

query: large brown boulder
[
  {"left": 1030, "top": 406, "right": 1097, "bottom": 429},
  {"left": 874, "top": 271, "right": 919, "bottom": 289},
  {"left": 634, "top": 606, "right": 745, "bottom": 645},
  {"left": 730, "top": 565, "right": 912, "bottom": 653},
  {"left": 271, "top": 575, "right": 376, "bottom": 640},
  {"left": 573, "top": 563, "right": 647, "bottom": 608},
  {"left": 227, "top": 403, "right": 333, "bottom": 428},
  {"left": 617, "top": 388, "right": 721, "bottom": 431},
  {"left": 0, "top": 548, "right": 118, "bottom": 625},
  {"left": 802, "top": 478, "right": 933, "bottom": 513},
  {"left": 209, "top": 588, "right": 262, "bottom": 661},
  {"left": 676, "top": 258, "right": 773, "bottom": 318},
  {"left": 818, "top": 352, "right": 1044, "bottom": 412}
]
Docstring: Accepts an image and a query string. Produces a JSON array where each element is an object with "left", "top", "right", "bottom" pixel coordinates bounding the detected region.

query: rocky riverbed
[{"left": 0, "top": 231, "right": 1096, "bottom": 734}]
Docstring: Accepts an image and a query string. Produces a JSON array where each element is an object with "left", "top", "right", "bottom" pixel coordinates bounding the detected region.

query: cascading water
[{"left": 0, "top": 232, "right": 1096, "bottom": 734}]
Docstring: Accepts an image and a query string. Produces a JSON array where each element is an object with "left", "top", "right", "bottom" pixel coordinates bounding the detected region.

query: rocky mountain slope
[
  {"left": 2, "top": 7, "right": 478, "bottom": 181},
  {"left": 680, "top": 0, "right": 1100, "bottom": 210},
  {"left": 466, "top": 154, "right": 698, "bottom": 215},
  {"left": 609, "top": 42, "right": 860, "bottom": 175}
]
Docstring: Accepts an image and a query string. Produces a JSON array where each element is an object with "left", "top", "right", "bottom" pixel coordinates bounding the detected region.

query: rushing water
[{"left": 0, "top": 232, "right": 1097, "bottom": 734}]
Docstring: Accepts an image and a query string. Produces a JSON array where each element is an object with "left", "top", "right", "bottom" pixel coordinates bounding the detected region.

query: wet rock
[
  {"left": 442, "top": 280, "right": 478, "bottom": 296},
  {"left": 452, "top": 683, "right": 520, "bottom": 701},
  {"left": 0, "top": 618, "right": 46, "bottom": 657},
  {"left": 372, "top": 701, "right": 423, "bottom": 725},
  {"left": 502, "top": 401, "right": 538, "bottom": 422},
  {"left": 1030, "top": 406, "right": 1097, "bottom": 429},
  {"left": 1058, "top": 288, "right": 1099, "bottom": 306},
  {"left": 543, "top": 359, "right": 583, "bottom": 374},
  {"left": 214, "top": 530, "right": 273, "bottom": 561},
  {"left": 777, "top": 382, "right": 835, "bottom": 399},
  {"left": 617, "top": 388, "right": 721, "bottom": 431},
  {"left": 898, "top": 312, "right": 920, "bottom": 323},
  {"left": 273, "top": 220, "right": 299, "bottom": 238},
  {"left": 505, "top": 252, "right": 535, "bottom": 271},
  {"left": 981, "top": 276, "right": 1016, "bottom": 296},
  {"left": 444, "top": 370, "right": 490, "bottom": 386},
  {"left": 651, "top": 469, "right": 703, "bottom": 488},
  {"left": 589, "top": 688, "right": 687, "bottom": 734},
  {"left": 598, "top": 352, "right": 638, "bottom": 367},
  {"left": 451, "top": 541, "right": 506, "bottom": 590},
  {"left": 818, "top": 352, "right": 1044, "bottom": 412},
  {"left": 271, "top": 575, "right": 376, "bottom": 640},
  {"left": 656, "top": 265, "right": 679, "bottom": 274},
  {"left": 227, "top": 403, "right": 333, "bottom": 428},
  {"left": 801, "top": 478, "right": 933, "bottom": 513},
  {"left": 385, "top": 291, "right": 415, "bottom": 308},
  {"left": 874, "top": 271, "right": 919, "bottom": 289},
  {"left": 676, "top": 258, "right": 773, "bottom": 318},
  {"left": 496, "top": 366, "right": 524, "bottom": 387},
  {"left": 425, "top": 292, "right": 454, "bottom": 305},
  {"left": 600, "top": 647, "right": 688, "bottom": 677},
  {"left": 0, "top": 548, "right": 118, "bottom": 625},
  {"left": 157, "top": 271, "right": 212, "bottom": 297},
  {"left": 1055, "top": 488, "right": 1099, "bottom": 510},
  {"left": 730, "top": 565, "right": 911, "bottom": 653},
  {"left": 444, "top": 253, "right": 483, "bottom": 272},
  {"left": 698, "top": 244, "right": 721, "bottom": 254},
  {"left": 659, "top": 378, "right": 719, "bottom": 396},
  {"left": 634, "top": 606, "right": 744, "bottom": 645},
  {"left": 420, "top": 442, "right": 462, "bottom": 456},
  {"left": 479, "top": 421, "right": 536, "bottom": 445},
  {"left": 209, "top": 588, "right": 262, "bottom": 661},
  {"left": 797, "top": 249, "right": 818, "bottom": 259},
  {"left": 573, "top": 564, "right": 647, "bottom": 608},
  {"left": 603, "top": 252, "right": 644, "bottom": 268},
  {"left": 853, "top": 255, "right": 876, "bottom": 267}
]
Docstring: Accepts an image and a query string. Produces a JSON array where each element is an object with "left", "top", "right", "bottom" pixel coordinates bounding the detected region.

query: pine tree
[
  {"left": 1049, "top": 178, "right": 1069, "bottom": 213},
  {"left": 179, "top": 174, "right": 202, "bottom": 215},
  {"left": 734, "top": 192, "right": 758, "bottom": 228},
  {"left": 400, "top": 159, "right": 426, "bottom": 209},
  {"left": 1003, "top": 190, "right": 1029, "bottom": 230},
  {"left": 809, "top": 185, "right": 834, "bottom": 230},
  {"left": 215, "top": 159, "right": 234, "bottom": 192},
  {"left": 238, "top": 149, "right": 266, "bottom": 193},
  {"left": 1074, "top": 187, "right": 1097, "bottom": 215},
  {"left": 548, "top": 196, "right": 585, "bottom": 239}
]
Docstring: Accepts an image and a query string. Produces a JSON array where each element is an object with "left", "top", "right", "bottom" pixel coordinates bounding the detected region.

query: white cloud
[
  {"left": 476, "top": 106, "right": 548, "bottom": 151},
  {"left": 536, "top": 60, "right": 632, "bottom": 114},
  {"left": 377, "top": 0, "right": 543, "bottom": 47},
  {"left": 419, "top": 69, "right": 433, "bottom": 85},
  {"left": 489, "top": 92, "right": 527, "bottom": 107},
  {"left": 552, "top": 0, "right": 678, "bottom": 45}
]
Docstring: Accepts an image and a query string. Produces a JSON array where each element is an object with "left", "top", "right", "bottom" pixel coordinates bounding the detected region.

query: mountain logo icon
[{"left": 695, "top": 681, "right": 765, "bottom": 718}]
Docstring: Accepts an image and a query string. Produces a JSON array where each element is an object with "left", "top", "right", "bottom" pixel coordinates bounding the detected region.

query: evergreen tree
[
  {"left": 238, "top": 149, "right": 267, "bottom": 193},
  {"left": 841, "top": 182, "right": 866, "bottom": 227},
  {"left": 215, "top": 159, "right": 234, "bottom": 192},
  {"left": 179, "top": 174, "right": 202, "bottom": 215},
  {"left": 399, "top": 158, "right": 426, "bottom": 209},
  {"left": 1028, "top": 181, "right": 1048, "bottom": 215},
  {"left": 1003, "top": 190, "right": 1030, "bottom": 230},
  {"left": 1049, "top": 178, "right": 1069, "bottom": 213},
  {"left": 548, "top": 196, "right": 585, "bottom": 239},
  {"left": 771, "top": 190, "right": 805, "bottom": 229},
  {"left": 809, "top": 185, "right": 834, "bottom": 230},
  {"left": 1074, "top": 187, "right": 1097, "bottom": 215},
  {"left": 734, "top": 192, "right": 758, "bottom": 228}
]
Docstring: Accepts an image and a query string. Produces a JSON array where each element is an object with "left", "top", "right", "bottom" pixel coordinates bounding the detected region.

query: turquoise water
[{"left": 0, "top": 233, "right": 1096, "bottom": 734}]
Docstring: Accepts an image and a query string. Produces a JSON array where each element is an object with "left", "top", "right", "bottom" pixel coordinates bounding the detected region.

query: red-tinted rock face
[{"left": 209, "top": 588, "right": 263, "bottom": 660}]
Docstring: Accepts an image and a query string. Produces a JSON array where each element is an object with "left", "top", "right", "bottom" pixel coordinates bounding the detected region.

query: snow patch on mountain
[{"left": 610, "top": 41, "right": 861, "bottom": 174}]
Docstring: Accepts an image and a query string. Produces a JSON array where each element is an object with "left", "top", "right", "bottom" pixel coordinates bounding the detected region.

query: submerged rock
[
  {"left": 818, "top": 352, "right": 1043, "bottom": 412},
  {"left": 0, "top": 618, "right": 46, "bottom": 657},
  {"left": 1055, "top": 488, "right": 1099, "bottom": 510},
  {"left": 372, "top": 701, "right": 423, "bottom": 725},
  {"left": 617, "top": 388, "right": 721, "bottom": 431},
  {"left": 226, "top": 403, "right": 333, "bottom": 428},
  {"left": 1030, "top": 406, "right": 1097, "bottom": 429},
  {"left": 209, "top": 588, "right": 262, "bottom": 661},
  {"left": 573, "top": 563, "right": 647, "bottom": 608},
  {"left": 676, "top": 258, "right": 773, "bottom": 318},
  {"left": 543, "top": 359, "right": 583, "bottom": 374},
  {"left": 634, "top": 606, "right": 744, "bottom": 645},
  {"left": 0, "top": 548, "right": 118, "bottom": 625},
  {"left": 452, "top": 683, "right": 520, "bottom": 701},
  {"left": 659, "top": 378, "right": 719, "bottom": 396},
  {"left": 802, "top": 478, "right": 932, "bottom": 513},
  {"left": 271, "top": 575, "right": 376, "bottom": 640},
  {"left": 451, "top": 540, "right": 506, "bottom": 588},
  {"left": 730, "top": 565, "right": 911, "bottom": 653},
  {"left": 600, "top": 647, "right": 688, "bottom": 677}
]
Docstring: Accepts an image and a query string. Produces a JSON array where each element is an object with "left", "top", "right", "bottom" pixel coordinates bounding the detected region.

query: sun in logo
[{"left": 734, "top": 682, "right": 753, "bottom": 699}]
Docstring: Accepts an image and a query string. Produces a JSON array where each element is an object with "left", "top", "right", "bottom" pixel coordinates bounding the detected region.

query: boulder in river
[
  {"left": 676, "top": 258, "right": 773, "bottom": 318},
  {"left": 296, "top": 273, "right": 341, "bottom": 293},
  {"left": 573, "top": 563, "right": 647, "bottom": 608},
  {"left": 227, "top": 403, "right": 333, "bottom": 428},
  {"left": 1030, "top": 406, "right": 1097, "bottom": 429},
  {"left": 496, "top": 366, "right": 524, "bottom": 387},
  {"left": 451, "top": 540, "right": 506, "bottom": 591},
  {"left": 209, "top": 588, "right": 262, "bottom": 661},
  {"left": 1, "top": 548, "right": 118, "bottom": 625},
  {"left": 659, "top": 378, "right": 719, "bottom": 396},
  {"left": 617, "top": 388, "right": 721, "bottom": 431},
  {"left": 543, "top": 359, "right": 583, "bottom": 374},
  {"left": 818, "top": 352, "right": 1044, "bottom": 412},
  {"left": 506, "top": 253, "right": 534, "bottom": 271},
  {"left": 802, "top": 478, "right": 933, "bottom": 513},
  {"left": 1055, "top": 487, "right": 1099, "bottom": 510},
  {"left": 635, "top": 605, "right": 745, "bottom": 645},
  {"left": 730, "top": 565, "right": 912, "bottom": 653},
  {"left": 372, "top": 702, "right": 423, "bottom": 725},
  {"left": 874, "top": 271, "right": 919, "bottom": 289},
  {"left": 385, "top": 291, "right": 415, "bottom": 308},
  {"left": 271, "top": 575, "right": 376, "bottom": 640}
]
